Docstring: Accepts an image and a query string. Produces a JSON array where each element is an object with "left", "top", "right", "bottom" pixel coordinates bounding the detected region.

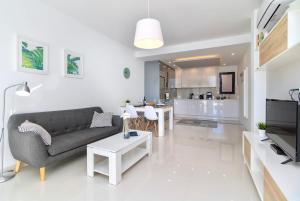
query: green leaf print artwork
[
  {"left": 21, "top": 41, "right": 44, "bottom": 70},
  {"left": 67, "top": 54, "right": 80, "bottom": 75}
]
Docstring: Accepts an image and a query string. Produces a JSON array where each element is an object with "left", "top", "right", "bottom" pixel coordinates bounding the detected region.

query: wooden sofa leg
[
  {"left": 15, "top": 160, "right": 21, "bottom": 173},
  {"left": 39, "top": 167, "right": 46, "bottom": 182}
]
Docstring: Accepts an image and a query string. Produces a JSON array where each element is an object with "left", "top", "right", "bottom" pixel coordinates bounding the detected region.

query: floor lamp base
[{"left": 0, "top": 170, "right": 15, "bottom": 183}]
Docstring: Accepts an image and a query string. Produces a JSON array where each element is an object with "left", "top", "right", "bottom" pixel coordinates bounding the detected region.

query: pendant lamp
[{"left": 134, "top": 0, "right": 164, "bottom": 49}]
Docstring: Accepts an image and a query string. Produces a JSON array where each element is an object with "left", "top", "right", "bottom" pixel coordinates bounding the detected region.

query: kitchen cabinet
[
  {"left": 174, "top": 99, "right": 188, "bottom": 115},
  {"left": 181, "top": 67, "right": 217, "bottom": 88},
  {"left": 174, "top": 99, "right": 239, "bottom": 120},
  {"left": 168, "top": 68, "right": 176, "bottom": 88},
  {"left": 175, "top": 68, "right": 182, "bottom": 88}
]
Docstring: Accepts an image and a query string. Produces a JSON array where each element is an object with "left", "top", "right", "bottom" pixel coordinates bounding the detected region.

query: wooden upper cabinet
[
  {"left": 264, "top": 168, "right": 287, "bottom": 201},
  {"left": 259, "top": 10, "right": 300, "bottom": 68},
  {"left": 259, "top": 15, "right": 288, "bottom": 66}
]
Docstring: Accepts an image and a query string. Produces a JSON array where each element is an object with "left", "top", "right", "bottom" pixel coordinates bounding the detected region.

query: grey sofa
[{"left": 8, "top": 107, "right": 122, "bottom": 181}]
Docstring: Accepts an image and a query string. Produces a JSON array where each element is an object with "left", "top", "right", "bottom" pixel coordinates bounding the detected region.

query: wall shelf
[
  {"left": 260, "top": 42, "right": 300, "bottom": 71},
  {"left": 258, "top": 10, "right": 300, "bottom": 71}
]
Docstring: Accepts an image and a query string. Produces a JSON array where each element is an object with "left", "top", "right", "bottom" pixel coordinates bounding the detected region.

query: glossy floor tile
[{"left": 0, "top": 122, "right": 260, "bottom": 201}]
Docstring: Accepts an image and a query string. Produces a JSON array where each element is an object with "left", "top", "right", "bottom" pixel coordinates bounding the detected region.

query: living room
[{"left": 1, "top": 0, "right": 300, "bottom": 201}]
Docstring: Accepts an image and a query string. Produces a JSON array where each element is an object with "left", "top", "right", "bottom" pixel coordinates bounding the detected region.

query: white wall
[
  {"left": 251, "top": 9, "right": 266, "bottom": 132},
  {"left": 267, "top": 61, "right": 300, "bottom": 99},
  {"left": 0, "top": 0, "right": 144, "bottom": 169},
  {"left": 238, "top": 47, "right": 251, "bottom": 130}
]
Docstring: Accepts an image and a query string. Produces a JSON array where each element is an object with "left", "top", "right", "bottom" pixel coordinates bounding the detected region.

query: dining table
[{"left": 120, "top": 105, "right": 173, "bottom": 137}]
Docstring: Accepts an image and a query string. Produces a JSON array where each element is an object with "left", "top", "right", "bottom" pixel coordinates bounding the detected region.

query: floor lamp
[{"left": 0, "top": 82, "right": 30, "bottom": 183}]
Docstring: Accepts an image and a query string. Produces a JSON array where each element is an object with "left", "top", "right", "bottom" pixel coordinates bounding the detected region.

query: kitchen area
[{"left": 144, "top": 54, "right": 240, "bottom": 122}]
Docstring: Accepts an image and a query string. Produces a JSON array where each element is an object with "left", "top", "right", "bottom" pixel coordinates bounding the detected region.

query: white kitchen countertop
[{"left": 174, "top": 98, "right": 239, "bottom": 101}]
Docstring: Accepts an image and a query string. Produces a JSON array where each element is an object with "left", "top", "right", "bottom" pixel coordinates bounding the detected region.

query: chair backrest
[
  {"left": 144, "top": 106, "right": 158, "bottom": 121},
  {"left": 125, "top": 105, "right": 138, "bottom": 118}
]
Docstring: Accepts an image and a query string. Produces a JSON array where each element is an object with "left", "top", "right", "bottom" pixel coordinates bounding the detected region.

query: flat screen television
[{"left": 266, "top": 99, "right": 300, "bottom": 162}]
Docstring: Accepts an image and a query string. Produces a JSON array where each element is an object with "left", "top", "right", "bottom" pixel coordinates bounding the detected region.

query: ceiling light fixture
[
  {"left": 231, "top": 53, "right": 235, "bottom": 56},
  {"left": 134, "top": 0, "right": 164, "bottom": 49},
  {"left": 174, "top": 55, "right": 219, "bottom": 62}
]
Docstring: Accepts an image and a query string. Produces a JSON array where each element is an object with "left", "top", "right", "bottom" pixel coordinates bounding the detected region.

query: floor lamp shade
[
  {"left": 134, "top": 18, "right": 164, "bottom": 49},
  {"left": 16, "top": 82, "right": 30, "bottom": 96}
]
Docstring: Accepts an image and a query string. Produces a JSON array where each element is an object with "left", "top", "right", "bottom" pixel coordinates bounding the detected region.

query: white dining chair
[
  {"left": 144, "top": 106, "right": 158, "bottom": 136},
  {"left": 125, "top": 104, "right": 144, "bottom": 130}
]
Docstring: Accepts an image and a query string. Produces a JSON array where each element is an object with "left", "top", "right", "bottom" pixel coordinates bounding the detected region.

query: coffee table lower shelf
[{"left": 94, "top": 147, "right": 148, "bottom": 176}]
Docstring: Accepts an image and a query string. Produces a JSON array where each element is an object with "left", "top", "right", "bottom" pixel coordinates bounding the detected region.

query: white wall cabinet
[
  {"left": 174, "top": 99, "right": 239, "bottom": 120},
  {"left": 181, "top": 67, "right": 217, "bottom": 88},
  {"left": 175, "top": 68, "right": 182, "bottom": 88}
]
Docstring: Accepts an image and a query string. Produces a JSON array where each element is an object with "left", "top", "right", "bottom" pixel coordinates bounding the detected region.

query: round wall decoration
[{"left": 123, "top": 67, "right": 130, "bottom": 79}]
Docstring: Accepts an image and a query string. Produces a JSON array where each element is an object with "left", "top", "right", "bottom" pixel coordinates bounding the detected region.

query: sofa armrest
[
  {"left": 112, "top": 115, "right": 123, "bottom": 131},
  {"left": 8, "top": 129, "right": 49, "bottom": 168}
]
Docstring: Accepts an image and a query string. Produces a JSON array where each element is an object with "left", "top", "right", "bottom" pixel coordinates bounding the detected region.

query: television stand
[
  {"left": 281, "top": 158, "right": 293, "bottom": 164},
  {"left": 243, "top": 131, "right": 300, "bottom": 200}
]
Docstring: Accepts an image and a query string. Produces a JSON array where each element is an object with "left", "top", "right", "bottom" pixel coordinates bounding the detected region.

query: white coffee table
[{"left": 87, "top": 131, "right": 152, "bottom": 185}]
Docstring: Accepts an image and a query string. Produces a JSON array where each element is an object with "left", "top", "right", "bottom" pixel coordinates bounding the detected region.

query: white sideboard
[
  {"left": 174, "top": 99, "right": 239, "bottom": 120},
  {"left": 243, "top": 131, "right": 300, "bottom": 201}
]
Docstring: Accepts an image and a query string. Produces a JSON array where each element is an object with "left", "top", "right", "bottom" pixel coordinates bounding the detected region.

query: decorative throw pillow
[
  {"left": 90, "top": 111, "right": 113, "bottom": 128},
  {"left": 18, "top": 120, "right": 52, "bottom": 145}
]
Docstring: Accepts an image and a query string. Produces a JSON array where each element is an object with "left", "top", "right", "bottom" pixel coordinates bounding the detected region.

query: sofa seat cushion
[{"left": 48, "top": 127, "right": 119, "bottom": 156}]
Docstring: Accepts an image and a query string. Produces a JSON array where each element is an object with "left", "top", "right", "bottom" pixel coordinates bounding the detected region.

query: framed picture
[
  {"left": 17, "top": 36, "right": 48, "bottom": 74},
  {"left": 64, "top": 49, "right": 84, "bottom": 78},
  {"left": 219, "top": 72, "right": 235, "bottom": 94}
]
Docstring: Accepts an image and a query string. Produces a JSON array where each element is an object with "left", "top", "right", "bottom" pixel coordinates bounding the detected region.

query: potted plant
[
  {"left": 257, "top": 122, "right": 267, "bottom": 137},
  {"left": 125, "top": 99, "right": 130, "bottom": 106}
]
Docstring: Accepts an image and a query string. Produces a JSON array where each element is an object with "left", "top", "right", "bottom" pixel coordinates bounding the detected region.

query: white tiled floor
[{"left": 0, "top": 122, "right": 260, "bottom": 201}]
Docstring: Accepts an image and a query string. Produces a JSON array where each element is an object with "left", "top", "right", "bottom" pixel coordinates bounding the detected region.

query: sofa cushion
[
  {"left": 18, "top": 120, "right": 52, "bottom": 145},
  {"left": 90, "top": 112, "right": 113, "bottom": 128},
  {"left": 48, "top": 127, "right": 119, "bottom": 156}
]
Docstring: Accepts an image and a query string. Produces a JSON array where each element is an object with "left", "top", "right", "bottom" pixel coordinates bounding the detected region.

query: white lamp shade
[
  {"left": 134, "top": 18, "right": 164, "bottom": 49},
  {"left": 15, "top": 82, "right": 30, "bottom": 96}
]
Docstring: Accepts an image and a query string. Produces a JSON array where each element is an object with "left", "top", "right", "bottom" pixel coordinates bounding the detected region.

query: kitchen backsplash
[{"left": 176, "top": 87, "right": 238, "bottom": 99}]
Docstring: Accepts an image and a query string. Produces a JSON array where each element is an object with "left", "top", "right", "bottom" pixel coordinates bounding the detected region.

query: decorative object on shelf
[
  {"left": 257, "top": 122, "right": 267, "bottom": 137},
  {"left": 125, "top": 99, "right": 131, "bottom": 107},
  {"left": 123, "top": 67, "right": 130, "bottom": 79},
  {"left": 0, "top": 82, "right": 31, "bottom": 183},
  {"left": 17, "top": 36, "right": 48, "bottom": 74},
  {"left": 134, "top": 0, "right": 164, "bottom": 49},
  {"left": 64, "top": 50, "right": 84, "bottom": 78},
  {"left": 121, "top": 113, "right": 131, "bottom": 139},
  {"left": 259, "top": 32, "right": 265, "bottom": 44},
  {"left": 256, "top": 32, "right": 265, "bottom": 48}
]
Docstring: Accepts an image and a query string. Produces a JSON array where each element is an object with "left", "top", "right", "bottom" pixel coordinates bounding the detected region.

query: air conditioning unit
[{"left": 257, "top": 0, "right": 295, "bottom": 32}]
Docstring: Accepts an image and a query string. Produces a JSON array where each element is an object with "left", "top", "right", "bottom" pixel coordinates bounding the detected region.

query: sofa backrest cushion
[{"left": 8, "top": 107, "right": 103, "bottom": 137}]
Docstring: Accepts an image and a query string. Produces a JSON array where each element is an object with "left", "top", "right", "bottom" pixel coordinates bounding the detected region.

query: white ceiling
[
  {"left": 40, "top": 0, "right": 261, "bottom": 48},
  {"left": 159, "top": 43, "right": 250, "bottom": 68}
]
